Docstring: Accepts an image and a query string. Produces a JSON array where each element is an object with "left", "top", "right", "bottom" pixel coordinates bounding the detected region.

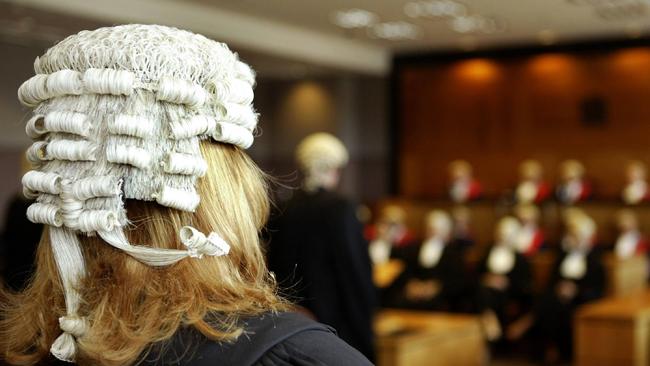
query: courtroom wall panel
[{"left": 394, "top": 45, "right": 650, "bottom": 199}]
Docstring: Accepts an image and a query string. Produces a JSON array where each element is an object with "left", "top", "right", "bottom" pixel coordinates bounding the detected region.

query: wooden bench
[
  {"left": 606, "top": 254, "right": 649, "bottom": 296},
  {"left": 375, "top": 309, "right": 487, "bottom": 366},
  {"left": 575, "top": 291, "right": 650, "bottom": 366}
]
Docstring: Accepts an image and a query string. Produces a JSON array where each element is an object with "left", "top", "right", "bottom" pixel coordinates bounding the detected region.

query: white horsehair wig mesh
[
  {"left": 295, "top": 132, "right": 349, "bottom": 191},
  {"left": 295, "top": 132, "right": 349, "bottom": 173},
  {"left": 17, "top": 24, "right": 258, "bottom": 362}
]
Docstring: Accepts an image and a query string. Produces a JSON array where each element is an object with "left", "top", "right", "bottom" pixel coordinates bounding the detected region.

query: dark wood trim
[
  {"left": 388, "top": 57, "right": 402, "bottom": 195},
  {"left": 394, "top": 36, "right": 650, "bottom": 65}
]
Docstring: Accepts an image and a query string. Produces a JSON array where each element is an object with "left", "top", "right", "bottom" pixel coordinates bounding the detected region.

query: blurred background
[{"left": 2, "top": 1, "right": 650, "bottom": 365}]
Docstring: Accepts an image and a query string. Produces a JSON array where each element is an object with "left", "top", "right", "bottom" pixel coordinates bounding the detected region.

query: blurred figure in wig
[
  {"left": 448, "top": 160, "right": 482, "bottom": 203},
  {"left": 476, "top": 216, "right": 533, "bottom": 343},
  {"left": 556, "top": 160, "right": 591, "bottom": 205},
  {"left": 268, "top": 133, "right": 376, "bottom": 361},
  {"left": 622, "top": 161, "right": 650, "bottom": 205},
  {"left": 383, "top": 210, "right": 466, "bottom": 311},
  {"left": 515, "top": 159, "right": 550, "bottom": 204},
  {"left": 367, "top": 204, "right": 414, "bottom": 266}
]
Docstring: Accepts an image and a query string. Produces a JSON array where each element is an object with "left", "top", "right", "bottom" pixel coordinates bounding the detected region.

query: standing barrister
[{"left": 267, "top": 133, "right": 376, "bottom": 361}]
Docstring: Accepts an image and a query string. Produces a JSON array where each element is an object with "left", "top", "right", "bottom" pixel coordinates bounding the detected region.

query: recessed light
[
  {"left": 450, "top": 16, "right": 479, "bottom": 33},
  {"left": 594, "top": 1, "right": 648, "bottom": 21},
  {"left": 566, "top": 0, "right": 612, "bottom": 5},
  {"left": 370, "top": 21, "right": 420, "bottom": 40},
  {"left": 404, "top": 0, "right": 467, "bottom": 18},
  {"left": 332, "top": 9, "right": 378, "bottom": 29}
]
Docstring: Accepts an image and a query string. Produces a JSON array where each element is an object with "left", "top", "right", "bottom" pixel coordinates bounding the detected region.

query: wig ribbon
[
  {"left": 49, "top": 227, "right": 87, "bottom": 362},
  {"left": 97, "top": 226, "right": 230, "bottom": 266}
]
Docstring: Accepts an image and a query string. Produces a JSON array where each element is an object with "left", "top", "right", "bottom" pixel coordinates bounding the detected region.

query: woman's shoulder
[
  {"left": 260, "top": 324, "right": 373, "bottom": 366},
  {"left": 147, "top": 311, "right": 372, "bottom": 366}
]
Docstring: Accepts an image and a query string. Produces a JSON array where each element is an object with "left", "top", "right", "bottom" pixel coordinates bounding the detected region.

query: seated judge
[
  {"left": 513, "top": 204, "right": 545, "bottom": 257},
  {"left": 448, "top": 160, "right": 482, "bottom": 203},
  {"left": 267, "top": 133, "right": 376, "bottom": 361},
  {"left": 477, "top": 217, "right": 533, "bottom": 341},
  {"left": 535, "top": 209, "right": 605, "bottom": 362},
  {"left": 515, "top": 159, "right": 551, "bottom": 204},
  {"left": 383, "top": 210, "right": 466, "bottom": 311},
  {"left": 614, "top": 209, "right": 647, "bottom": 259},
  {"left": 367, "top": 205, "right": 414, "bottom": 266},
  {"left": 622, "top": 160, "right": 650, "bottom": 205},
  {"left": 556, "top": 159, "right": 591, "bottom": 205}
]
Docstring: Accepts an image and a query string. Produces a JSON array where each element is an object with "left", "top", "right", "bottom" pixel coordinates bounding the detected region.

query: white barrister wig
[
  {"left": 295, "top": 133, "right": 349, "bottom": 174},
  {"left": 17, "top": 24, "right": 258, "bottom": 362}
]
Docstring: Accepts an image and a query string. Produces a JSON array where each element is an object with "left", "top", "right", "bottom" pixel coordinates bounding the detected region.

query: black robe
[
  {"left": 48, "top": 312, "right": 372, "bottom": 366},
  {"left": 267, "top": 189, "right": 376, "bottom": 361},
  {"left": 383, "top": 242, "right": 466, "bottom": 311},
  {"left": 476, "top": 247, "right": 534, "bottom": 324},
  {"left": 534, "top": 247, "right": 605, "bottom": 359},
  {"left": 0, "top": 195, "right": 42, "bottom": 291}
]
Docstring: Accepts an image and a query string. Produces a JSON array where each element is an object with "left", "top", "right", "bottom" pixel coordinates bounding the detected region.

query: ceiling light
[
  {"left": 478, "top": 17, "right": 505, "bottom": 33},
  {"left": 332, "top": 9, "right": 378, "bottom": 29},
  {"left": 594, "top": 1, "right": 648, "bottom": 20},
  {"left": 404, "top": 0, "right": 467, "bottom": 18},
  {"left": 455, "top": 59, "right": 500, "bottom": 81},
  {"left": 370, "top": 21, "right": 420, "bottom": 40},
  {"left": 450, "top": 15, "right": 480, "bottom": 33},
  {"left": 566, "top": 0, "right": 622, "bottom": 5}
]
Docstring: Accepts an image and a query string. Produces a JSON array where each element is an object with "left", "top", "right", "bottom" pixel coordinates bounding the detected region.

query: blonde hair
[{"left": 1, "top": 142, "right": 286, "bottom": 366}]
